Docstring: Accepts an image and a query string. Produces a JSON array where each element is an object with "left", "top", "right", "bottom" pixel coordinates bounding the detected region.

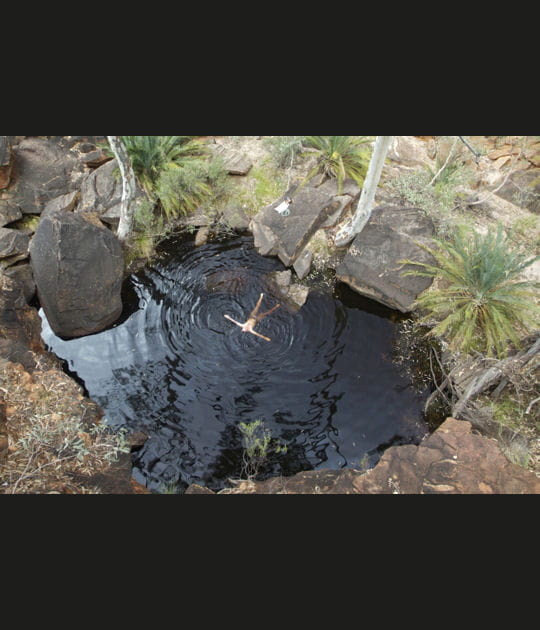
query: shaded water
[{"left": 40, "top": 233, "right": 430, "bottom": 492}]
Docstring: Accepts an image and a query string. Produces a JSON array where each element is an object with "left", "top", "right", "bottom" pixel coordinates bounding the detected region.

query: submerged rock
[{"left": 29, "top": 211, "right": 124, "bottom": 338}]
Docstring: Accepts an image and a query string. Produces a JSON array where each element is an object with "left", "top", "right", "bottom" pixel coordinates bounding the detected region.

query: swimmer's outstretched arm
[{"left": 223, "top": 314, "right": 244, "bottom": 328}]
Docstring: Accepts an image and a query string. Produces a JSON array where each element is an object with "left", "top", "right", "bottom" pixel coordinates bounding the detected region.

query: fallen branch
[{"left": 452, "top": 337, "right": 540, "bottom": 418}]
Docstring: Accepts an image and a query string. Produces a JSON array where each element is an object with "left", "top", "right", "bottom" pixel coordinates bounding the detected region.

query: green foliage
[
  {"left": 235, "top": 166, "right": 287, "bottom": 216},
  {"left": 119, "top": 135, "right": 207, "bottom": 194},
  {"left": 401, "top": 224, "right": 540, "bottom": 358},
  {"left": 384, "top": 158, "right": 472, "bottom": 236},
  {"left": 156, "top": 162, "right": 213, "bottom": 220},
  {"left": 263, "top": 136, "right": 306, "bottom": 168},
  {"left": 238, "top": 419, "right": 287, "bottom": 480},
  {"left": 302, "top": 136, "right": 371, "bottom": 193}
]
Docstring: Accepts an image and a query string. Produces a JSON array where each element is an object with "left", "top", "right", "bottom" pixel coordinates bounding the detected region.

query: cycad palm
[
  {"left": 303, "top": 136, "right": 370, "bottom": 193},
  {"left": 402, "top": 224, "right": 540, "bottom": 357},
  {"left": 121, "top": 136, "right": 207, "bottom": 195}
]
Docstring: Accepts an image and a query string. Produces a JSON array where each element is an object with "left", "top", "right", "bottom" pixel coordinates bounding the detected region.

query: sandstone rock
[
  {"left": 252, "top": 186, "right": 338, "bottom": 267},
  {"left": 336, "top": 205, "right": 436, "bottom": 313},
  {"left": 265, "top": 269, "right": 309, "bottom": 311},
  {"left": 293, "top": 248, "right": 313, "bottom": 280},
  {"left": 387, "top": 136, "right": 434, "bottom": 169},
  {"left": 0, "top": 227, "right": 30, "bottom": 258},
  {"left": 0, "top": 201, "right": 22, "bottom": 227},
  {"left": 0, "top": 274, "right": 45, "bottom": 370},
  {"left": 76, "top": 159, "right": 123, "bottom": 226},
  {"left": 495, "top": 169, "right": 540, "bottom": 214},
  {"left": 205, "top": 418, "right": 540, "bottom": 494},
  {"left": 42, "top": 190, "right": 80, "bottom": 217},
  {"left": 29, "top": 211, "right": 124, "bottom": 338},
  {"left": 219, "top": 204, "right": 251, "bottom": 230},
  {"left": 10, "top": 138, "right": 85, "bottom": 214},
  {"left": 209, "top": 143, "right": 253, "bottom": 175},
  {"left": 194, "top": 226, "right": 210, "bottom": 247},
  {"left": 3, "top": 264, "right": 35, "bottom": 303},
  {"left": 0, "top": 137, "right": 13, "bottom": 189}
]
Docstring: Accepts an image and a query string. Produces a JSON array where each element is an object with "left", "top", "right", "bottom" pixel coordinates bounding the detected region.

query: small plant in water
[{"left": 238, "top": 419, "right": 287, "bottom": 481}]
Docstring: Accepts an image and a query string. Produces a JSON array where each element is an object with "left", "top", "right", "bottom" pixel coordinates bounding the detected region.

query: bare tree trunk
[
  {"left": 334, "top": 135, "right": 394, "bottom": 248},
  {"left": 107, "top": 136, "right": 137, "bottom": 243}
]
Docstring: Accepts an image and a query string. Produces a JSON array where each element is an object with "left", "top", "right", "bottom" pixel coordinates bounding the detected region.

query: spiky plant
[
  {"left": 302, "top": 136, "right": 370, "bottom": 193},
  {"left": 401, "top": 224, "right": 540, "bottom": 358},
  {"left": 156, "top": 160, "right": 213, "bottom": 219},
  {"left": 120, "top": 136, "right": 207, "bottom": 194}
]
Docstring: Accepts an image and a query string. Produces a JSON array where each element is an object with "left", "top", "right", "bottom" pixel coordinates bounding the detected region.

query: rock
[
  {"left": 293, "top": 248, "right": 313, "bottom": 280},
  {"left": 194, "top": 226, "right": 210, "bottom": 247},
  {"left": 265, "top": 269, "right": 309, "bottom": 311},
  {"left": 219, "top": 204, "right": 251, "bottom": 230},
  {"left": 251, "top": 185, "right": 341, "bottom": 267},
  {"left": 0, "top": 137, "right": 13, "bottom": 189},
  {"left": 336, "top": 205, "right": 436, "bottom": 313},
  {"left": 10, "top": 138, "right": 85, "bottom": 214},
  {"left": 184, "top": 484, "right": 216, "bottom": 494},
  {"left": 209, "top": 143, "right": 253, "bottom": 175},
  {"left": 494, "top": 169, "right": 540, "bottom": 214},
  {"left": 0, "top": 274, "right": 45, "bottom": 370},
  {"left": 3, "top": 264, "right": 35, "bottom": 303},
  {"left": 0, "top": 227, "right": 30, "bottom": 258},
  {"left": 287, "top": 284, "right": 309, "bottom": 310},
  {"left": 76, "top": 159, "right": 123, "bottom": 226},
  {"left": 209, "top": 418, "right": 540, "bottom": 494},
  {"left": 29, "top": 211, "right": 124, "bottom": 338},
  {"left": 387, "top": 136, "right": 434, "bottom": 169},
  {"left": 0, "top": 201, "right": 22, "bottom": 227},
  {"left": 42, "top": 190, "right": 80, "bottom": 217}
]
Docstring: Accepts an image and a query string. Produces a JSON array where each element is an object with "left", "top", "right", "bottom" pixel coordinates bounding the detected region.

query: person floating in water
[{"left": 224, "top": 293, "right": 280, "bottom": 342}]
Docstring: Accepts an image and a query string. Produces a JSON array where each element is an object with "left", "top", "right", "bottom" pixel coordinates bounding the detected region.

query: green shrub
[
  {"left": 238, "top": 419, "right": 287, "bottom": 480},
  {"left": 401, "top": 224, "right": 540, "bottom": 358},
  {"left": 384, "top": 161, "right": 472, "bottom": 236},
  {"left": 302, "top": 136, "right": 371, "bottom": 193},
  {"left": 263, "top": 136, "right": 305, "bottom": 168},
  {"left": 120, "top": 135, "right": 207, "bottom": 194}
]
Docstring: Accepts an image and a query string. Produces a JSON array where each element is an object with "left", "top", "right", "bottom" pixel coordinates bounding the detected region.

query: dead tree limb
[{"left": 452, "top": 337, "right": 540, "bottom": 418}]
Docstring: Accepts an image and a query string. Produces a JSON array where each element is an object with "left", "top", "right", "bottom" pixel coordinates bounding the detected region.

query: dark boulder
[
  {"left": 29, "top": 212, "right": 124, "bottom": 338},
  {"left": 0, "top": 274, "right": 45, "bottom": 370},
  {"left": 0, "top": 136, "right": 13, "bottom": 189},
  {"left": 0, "top": 227, "right": 30, "bottom": 258},
  {"left": 336, "top": 205, "right": 436, "bottom": 313},
  {"left": 0, "top": 201, "right": 22, "bottom": 227},
  {"left": 76, "top": 158, "right": 145, "bottom": 227},
  {"left": 10, "top": 138, "right": 85, "bottom": 214}
]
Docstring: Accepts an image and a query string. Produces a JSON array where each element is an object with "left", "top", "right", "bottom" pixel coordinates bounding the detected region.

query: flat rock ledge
[
  {"left": 251, "top": 178, "right": 360, "bottom": 269},
  {"left": 186, "top": 418, "right": 540, "bottom": 494}
]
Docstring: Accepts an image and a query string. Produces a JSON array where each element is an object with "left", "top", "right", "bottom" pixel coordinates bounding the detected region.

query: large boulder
[
  {"left": 29, "top": 212, "right": 124, "bottom": 338},
  {"left": 76, "top": 158, "right": 144, "bottom": 227},
  {"left": 336, "top": 205, "right": 436, "bottom": 313},
  {"left": 9, "top": 138, "right": 85, "bottom": 214}
]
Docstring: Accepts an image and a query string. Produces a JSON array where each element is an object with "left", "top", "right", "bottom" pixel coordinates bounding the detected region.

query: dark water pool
[{"left": 40, "top": 233, "right": 430, "bottom": 492}]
